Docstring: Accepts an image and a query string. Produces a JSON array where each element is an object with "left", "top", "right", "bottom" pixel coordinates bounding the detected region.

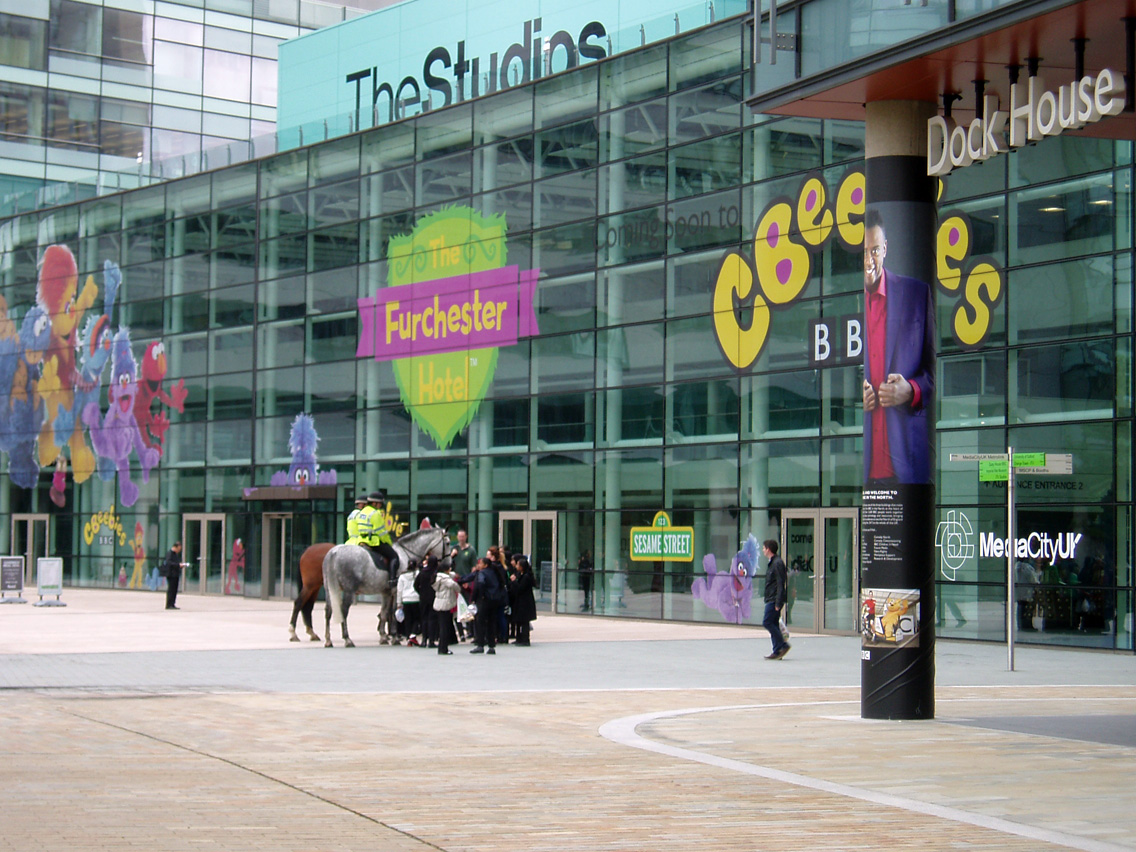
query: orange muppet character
[{"left": 36, "top": 245, "right": 98, "bottom": 481}]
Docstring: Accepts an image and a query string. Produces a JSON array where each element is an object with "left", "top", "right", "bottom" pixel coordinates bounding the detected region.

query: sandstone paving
[
  {"left": 3, "top": 684, "right": 1133, "bottom": 852},
  {"left": 1, "top": 589, "right": 1133, "bottom": 852}
]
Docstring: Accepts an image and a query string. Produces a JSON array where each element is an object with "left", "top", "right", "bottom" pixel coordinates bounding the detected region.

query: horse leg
[
  {"left": 324, "top": 598, "right": 334, "bottom": 647},
  {"left": 302, "top": 595, "right": 320, "bottom": 641},
  {"left": 341, "top": 591, "right": 355, "bottom": 648},
  {"left": 289, "top": 588, "right": 307, "bottom": 641}
]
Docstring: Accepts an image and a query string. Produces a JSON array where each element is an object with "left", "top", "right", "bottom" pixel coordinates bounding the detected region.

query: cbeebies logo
[
  {"left": 356, "top": 207, "right": 540, "bottom": 449},
  {"left": 928, "top": 69, "right": 1126, "bottom": 176}
]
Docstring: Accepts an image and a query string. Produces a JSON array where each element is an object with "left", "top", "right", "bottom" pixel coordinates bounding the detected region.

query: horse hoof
[
  {"left": 324, "top": 641, "right": 333, "bottom": 648},
  {"left": 309, "top": 635, "right": 320, "bottom": 642},
  {"left": 290, "top": 636, "right": 300, "bottom": 643},
  {"left": 345, "top": 640, "right": 355, "bottom": 648}
]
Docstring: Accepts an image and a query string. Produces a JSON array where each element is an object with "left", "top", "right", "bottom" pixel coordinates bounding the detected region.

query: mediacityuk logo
[{"left": 934, "top": 509, "right": 974, "bottom": 581}]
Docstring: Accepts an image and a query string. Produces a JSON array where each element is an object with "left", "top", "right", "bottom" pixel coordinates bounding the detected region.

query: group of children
[{"left": 394, "top": 545, "right": 537, "bottom": 655}]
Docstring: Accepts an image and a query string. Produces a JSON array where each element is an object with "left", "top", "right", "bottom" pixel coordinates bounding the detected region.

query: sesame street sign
[{"left": 629, "top": 512, "right": 694, "bottom": 562}]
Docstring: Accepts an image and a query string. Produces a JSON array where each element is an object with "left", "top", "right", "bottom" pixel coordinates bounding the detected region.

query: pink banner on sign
[{"left": 356, "top": 265, "right": 540, "bottom": 361}]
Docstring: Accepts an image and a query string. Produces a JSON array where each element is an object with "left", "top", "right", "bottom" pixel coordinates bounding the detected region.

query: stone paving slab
[{"left": 1, "top": 590, "right": 1133, "bottom": 852}]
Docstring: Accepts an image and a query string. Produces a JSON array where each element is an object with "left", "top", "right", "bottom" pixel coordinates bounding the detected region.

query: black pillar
[{"left": 860, "top": 100, "right": 937, "bottom": 720}]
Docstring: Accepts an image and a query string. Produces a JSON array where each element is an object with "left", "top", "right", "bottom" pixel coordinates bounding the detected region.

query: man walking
[{"left": 761, "top": 539, "right": 790, "bottom": 659}]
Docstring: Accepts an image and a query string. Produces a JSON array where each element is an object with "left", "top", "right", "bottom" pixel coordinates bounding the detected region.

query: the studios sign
[{"left": 927, "top": 69, "right": 1126, "bottom": 176}]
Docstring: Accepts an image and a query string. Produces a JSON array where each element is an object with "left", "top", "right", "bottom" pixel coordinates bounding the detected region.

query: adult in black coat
[
  {"left": 509, "top": 556, "right": 537, "bottom": 646},
  {"left": 414, "top": 556, "right": 438, "bottom": 647}
]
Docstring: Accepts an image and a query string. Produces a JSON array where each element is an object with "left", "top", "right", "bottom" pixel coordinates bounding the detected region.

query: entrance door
[
  {"left": 260, "top": 513, "right": 293, "bottom": 600},
  {"left": 182, "top": 514, "right": 225, "bottom": 595},
  {"left": 497, "top": 511, "right": 557, "bottom": 613},
  {"left": 10, "top": 514, "right": 49, "bottom": 587},
  {"left": 780, "top": 509, "right": 858, "bottom": 634}
]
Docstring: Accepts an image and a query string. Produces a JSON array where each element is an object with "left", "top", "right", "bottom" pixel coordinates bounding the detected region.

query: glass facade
[
  {"left": 0, "top": 13, "right": 1131, "bottom": 652},
  {"left": 0, "top": 0, "right": 374, "bottom": 207}
]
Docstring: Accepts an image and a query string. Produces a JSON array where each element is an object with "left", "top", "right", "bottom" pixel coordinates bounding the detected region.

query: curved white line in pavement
[{"left": 599, "top": 702, "right": 1133, "bottom": 852}]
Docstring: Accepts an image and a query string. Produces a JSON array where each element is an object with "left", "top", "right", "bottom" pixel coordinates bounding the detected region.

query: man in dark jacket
[
  {"left": 761, "top": 539, "right": 790, "bottom": 659},
  {"left": 163, "top": 542, "right": 183, "bottom": 610}
]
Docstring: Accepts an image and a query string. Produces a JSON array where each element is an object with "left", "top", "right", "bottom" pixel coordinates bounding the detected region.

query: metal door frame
[
  {"left": 10, "top": 514, "right": 50, "bottom": 586},
  {"left": 181, "top": 513, "right": 226, "bottom": 595},
  {"left": 780, "top": 508, "right": 859, "bottom": 634},
  {"left": 498, "top": 511, "right": 558, "bottom": 608},
  {"left": 261, "top": 512, "right": 292, "bottom": 600}
]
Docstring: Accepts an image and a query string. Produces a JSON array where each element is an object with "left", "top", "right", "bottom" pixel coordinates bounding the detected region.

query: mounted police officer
[
  {"left": 359, "top": 490, "right": 399, "bottom": 574},
  {"left": 345, "top": 493, "right": 367, "bottom": 545}
]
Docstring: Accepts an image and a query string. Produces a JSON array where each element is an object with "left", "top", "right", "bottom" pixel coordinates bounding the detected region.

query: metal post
[{"left": 1007, "top": 444, "right": 1015, "bottom": 672}]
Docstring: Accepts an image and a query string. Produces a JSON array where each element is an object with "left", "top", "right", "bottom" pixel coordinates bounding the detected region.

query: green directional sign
[
  {"left": 979, "top": 459, "right": 1010, "bottom": 482},
  {"left": 1013, "top": 452, "right": 1045, "bottom": 467},
  {"left": 629, "top": 511, "right": 694, "bottom": 562}
]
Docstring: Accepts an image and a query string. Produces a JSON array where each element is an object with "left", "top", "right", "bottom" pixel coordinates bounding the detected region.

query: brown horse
[{"left": 289, "top": 543, "right": 334, "bottom": 641}]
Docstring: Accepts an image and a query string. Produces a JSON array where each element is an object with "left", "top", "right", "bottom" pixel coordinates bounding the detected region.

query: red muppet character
[{"left": 134, "top": 341, "right": 187, "bottom": 449}]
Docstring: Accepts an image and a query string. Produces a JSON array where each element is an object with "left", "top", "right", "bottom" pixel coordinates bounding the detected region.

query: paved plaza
[{"left": 1, "top": 588, "right": 1134, "bottom": 852}]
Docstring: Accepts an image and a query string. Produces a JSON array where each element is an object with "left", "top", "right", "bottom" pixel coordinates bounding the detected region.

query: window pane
[
  {"left": 1012, "top": 341, "right": 1117, "bottom": 424},
  {"left": 49, "top": 0, "right": 100, "bottom": 55},
  {"left": 0, "top": 82, "right": 45, "bottom": 139},
  {"left": 48, "top": 91, "right": 98, "bottom": 151},
  {"left": 203, "top": 50, "right": 250, "bottom": 101},
  {"left": 102, "top": 9, "right": 152, "bottom": 64},
  {"left": 252, "top": 56, "right": 277, "bottom": 105},
  {"left": 1010, "top": 174, "right": 1117, "bottom": 266},
  {"left": 1009, "top": 256, "right": 1121, "bottom": 345},
  {"left": 154, "top": 42, "right": 202, "bottom": 93},
  {"left": 599, "top": 97, "right": 667, "bottom": 163},
  {"left": 0, "top": 14, "right": 47, "bottom": 70}
]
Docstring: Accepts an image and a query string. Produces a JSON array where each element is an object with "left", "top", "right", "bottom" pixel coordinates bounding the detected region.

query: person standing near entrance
[
  {"left": 163, "top": 541, "right": 183, "bottom": 610},
  {"left": 761, "top": 539, "right": 790, "bottom": 660},
  {"left": 578, "top": 549, "right": 594, "bottom": 611}
]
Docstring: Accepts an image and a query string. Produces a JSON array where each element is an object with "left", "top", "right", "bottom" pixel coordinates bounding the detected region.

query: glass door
[
  {"left": 260, "top": 513, "right": 293, "bottom": 600},
  {"left": 182, "top": 514, "right": 225, "bottom": 595},
  {"left": 823, "top": 512, "right": 859, "bottom": 633},
  {"left": 10, "top": 514, "right": 49, "bottom": 587},
  {"left": 781, "top": 508, "right": 858, "bottom": 634},
  {"left": 782, "top": 513, "right": 816, "bottom": 633},
  {"left": 497, "top": 511, "right": 558, "bottom": 612}
]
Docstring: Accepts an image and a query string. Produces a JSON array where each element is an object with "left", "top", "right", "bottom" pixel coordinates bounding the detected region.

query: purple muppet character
[
  {"left": 82, "top": 329, "right": 160, "bottom": 507},
  {"left": 691, "top": 534, "right": 758, "bottom": 623},
  {"left": 270, "top": 413, "right": 337, "bottom": 487}
]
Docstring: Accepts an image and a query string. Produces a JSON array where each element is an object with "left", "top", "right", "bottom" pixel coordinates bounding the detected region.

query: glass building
[
  {"left": 0, "top": 1, "right": 1131, "bottom": 653},
  {"left": 0, "top": 0, "right": 391, "bottom": 206}
]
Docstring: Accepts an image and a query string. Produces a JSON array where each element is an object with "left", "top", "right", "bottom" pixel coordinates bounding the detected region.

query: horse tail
[{"left": 324, "top": 547, "right": 346, "bottom": 626}]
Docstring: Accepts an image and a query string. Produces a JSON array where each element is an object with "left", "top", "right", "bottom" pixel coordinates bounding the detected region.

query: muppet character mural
[
  {"left": 0, "top": 245, "right": 188, "bottom": 508},
  {"left": 0, "top": 301, "right": 51, "bottom": 488},
  {"left": 692, "top": 534, "right": 758, "bottom": 624},
  {"left": 36, "top": 245, "right": 99, "bottom": 481},
  {"left": 270, "top": 413, "right": 337, "bottom": 487},
  {"left": 82, "top": 329, "right": 161, "bottom": 507},
  {"left": 135, "top": 341, "right": 187, "bottom": 450}
]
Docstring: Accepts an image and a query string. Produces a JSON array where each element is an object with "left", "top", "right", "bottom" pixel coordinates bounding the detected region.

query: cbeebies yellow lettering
[{"left": 928, "top": 69, "right": 1125, "bottom": 177}]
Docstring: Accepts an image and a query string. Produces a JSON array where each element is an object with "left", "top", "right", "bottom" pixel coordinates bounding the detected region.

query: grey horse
[{"left": 322, "top": 523, "right": 450, "bottom": 647}]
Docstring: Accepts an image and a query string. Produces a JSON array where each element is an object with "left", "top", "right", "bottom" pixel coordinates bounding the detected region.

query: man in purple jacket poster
[{"left": 861, "top": 208, "right": 935, "bottom": 485}]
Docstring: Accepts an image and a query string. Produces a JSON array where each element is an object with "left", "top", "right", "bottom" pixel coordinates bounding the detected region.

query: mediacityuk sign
[{"left": 927, "top": 69, "right": 1126, "bottom": 177}]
